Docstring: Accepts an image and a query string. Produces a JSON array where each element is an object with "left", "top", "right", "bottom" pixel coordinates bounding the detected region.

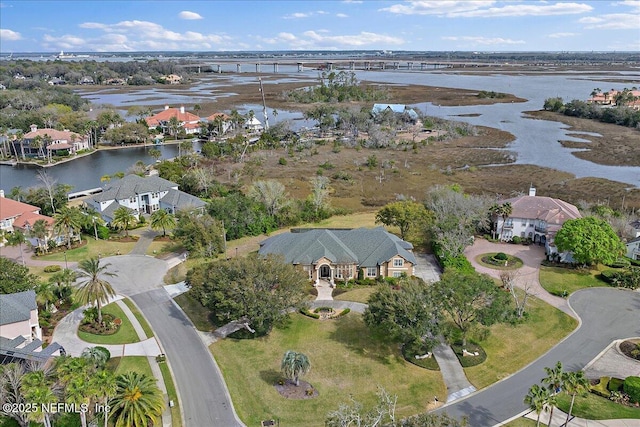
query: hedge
[
  {"left": 623, "top": 376, "right": 640, "bottom": 403},
  {"left": 590, "top": 376, "right": 611, "bottom": 398},
  {"left": 44, "top": 265, "right": 62, "bottom": 273},
  {"left": 299, "top": 308, "right": 320, "bottom": 319}
]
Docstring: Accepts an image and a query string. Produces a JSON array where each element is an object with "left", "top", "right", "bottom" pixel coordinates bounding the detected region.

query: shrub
[
  {"left": 337, "top": 308, "right": 350, "bottom": 317},
  {"left": 44, "top": 265, "right": 62, "bottom": 273},
  {"left": 608, "top": 377, "right": 624, "bottom": 392},
  {"left": 511, "top": 236, "right": 522, "bottom": 244},
  {"left": 590, "top": 376, "right": 611, "bottom": 398},
  {"left": 494, "top": 252, "right": 508, "bottom": 261},
  {"left": 93, "top": 346, "right": 111, "bottom": 362},
  {"left": 623, "top": 376, "right": 640, "bottom": 403},
  {"left": 299, "top": 307, "right": 320, "bottom": 319},
  {"left": 441, "top": 255, "right": 476, "bottom": 274},
  {"left": 97, "top": 225, "right": 110, "bottom": 239},
  {"left": 278, "top": 157, "right": 287, "bottom": 165},
  {"left": 608, "top": 258, "right": 631, "bottom": 269}
]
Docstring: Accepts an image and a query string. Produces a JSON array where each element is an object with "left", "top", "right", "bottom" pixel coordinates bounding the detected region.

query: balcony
[{"left": 535, "top": 225, "right": 547, "bottom": 233}]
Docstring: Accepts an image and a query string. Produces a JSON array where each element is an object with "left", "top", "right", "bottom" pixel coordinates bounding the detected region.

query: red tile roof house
[
  {"left": 588, "top": 89, "right": 640, "bottom": 109},
  {"left": 13, "top": 125, "right": 89, "bottom": 160},
  {"left": 205, "top": 112, "right": 234, "bottom": 136},
  {"left": 145, "top": 105, "right": 202, "bottom": 135},
  {"left": 494, "top": 187, "right": 581, "bottom": 262},
  {"left": 0, "top": 189, "right": 56, "bottom": 249}
]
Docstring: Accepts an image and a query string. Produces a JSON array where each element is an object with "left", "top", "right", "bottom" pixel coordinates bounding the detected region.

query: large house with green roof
[{"left": 258, "top": 227, "right": 417, "bottom": 285}]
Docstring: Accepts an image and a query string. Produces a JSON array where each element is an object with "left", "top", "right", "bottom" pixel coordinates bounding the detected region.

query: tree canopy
[
  {"left": 173, "top": 211, "right": 225, "bottom": 258},
  {"left": 554, "top": 216, "right": 625, "bottom": 265},
  {"left": 0, "top": 257, "right": 40, "bottom": 294},
  {"left": 375, "top": 200, "right": 432, "bottom": 241},
  {"left": 186, "top": 253, "right": 308, "bottom": 336}
]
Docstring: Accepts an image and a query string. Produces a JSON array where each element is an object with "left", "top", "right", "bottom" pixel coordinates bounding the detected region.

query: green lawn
[
  {"left": 210, "top": 313, "right": 445, "bottom": 427},
  {"left": 174, "top": 291, "right": 214, "bottom": 332},
  {"left": 121, "top": 298, "right": 154, "bottom": 338},
  {"left": 159, "top": 361, "right": 182, "bottom": 427},
  {"left": 502, "top": 418, "right": 538, "bottom": 427},
  {"left": 77, "top": 302, "right": 141, "bottom": 344},
  {"left": 556, "top": 392, "right": 640, "bottom": 419},
  {"left": 475, "top": 253, "right": 523, "bottom": 270},
  {"left": 333, "top": 286, "right": 376, "bottom": 304},
  {"left": 107, "top": 356, "right": 153, "bottom": 378},
  {"left": 539, "top": 265, "right": 608, "bottom": 297},
  {"left": 37, "top": 237, "right": 136, "bottom": 262},
  {"left": 463, "top": 295, "right": 578, "bottom": 389}
]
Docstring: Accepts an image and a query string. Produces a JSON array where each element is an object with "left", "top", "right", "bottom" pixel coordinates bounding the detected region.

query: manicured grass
[
  {"left": 77, "top": 302, "right": 141, "bottom": 344},
  {"left": 475, "top": 252, "right": 523, "bottom": 270},
  {"left": 107, "top": 356, "right": 154, "bottom": 378},
  {"left": 146, "top": 238, "right": 184, "bottom": 257},
  {"left": 159, "top": 361, "right": 183, "bottom": 427},
  {"left": 556, "top": 392, "right": 640, "bottom": 419},
  {"left": 210, "top": 313, "right": 445, "bottom": 427},
  {"left": 539, "top": 265, "right": 608, "bottom": 297},
  {"left": 503, "top": 418, "right": 538, "bottom": 426},
  {"left": 463, "top": 295, "right": 578, "bottom": 389},
  {"left": 174, "top": 291, "right": 214, "bottom": 332},
  {"left": 333, "top": 286, "right": 376, "bottom": 304},
  {"left": 121, "top": 298, "right": 154, "bottom": 338},
  {"left": 37, "top": 237, "right": 136, "bottom": 262}
]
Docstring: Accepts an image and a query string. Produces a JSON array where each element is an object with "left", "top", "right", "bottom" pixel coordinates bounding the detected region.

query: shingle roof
[
  {"left": 259, "top": 227, "right": 416, "bottom": 267},
  {"left": 92, "top": 174, "right": 177, "bottom": 203},
  {"left": 0, "top": 290, "right": 37, "bottom": 326},
  {"left": 500, "top": 195, "right": 581, "bottom": 229},
  {"left": 372, "top": 104, "right": 419, "bottom": 119},
  {"left": 160, "top": 188, "right": 207, "bottom": 211}
]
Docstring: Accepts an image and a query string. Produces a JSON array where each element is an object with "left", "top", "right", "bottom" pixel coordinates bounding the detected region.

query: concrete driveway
[
  {"left": 434, "top": 287, "right": 640, "bottom": 425},
  {"left": 101, "top": 255, "right": 244, "bottom": 427}
]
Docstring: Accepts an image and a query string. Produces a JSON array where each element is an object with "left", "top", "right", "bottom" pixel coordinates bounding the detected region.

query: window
[
  {"left": 393, "top": 271, "right": 402, "bottom": 278},
  {"left": 129, "top": 197, "right": 136, "bottom": 203},
  {"left": 367, "top": 267, "right": 377, "bottom": 277},
  {"left": 393, "top": 258, "right": 404, "bottom": 267}
]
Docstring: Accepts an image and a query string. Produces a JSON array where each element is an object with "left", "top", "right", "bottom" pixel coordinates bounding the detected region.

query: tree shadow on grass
[
  {"left": 259, "top": 369, "right": 281, "bottom": 386},
  {"left": 328, "top": 314, "right": 403, "bottom": 365}
]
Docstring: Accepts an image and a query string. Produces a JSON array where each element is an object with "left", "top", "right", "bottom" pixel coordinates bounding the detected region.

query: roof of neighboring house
[
  {"left": 206, "top": 113, "right": 231, "bottom": 121},
  {"left": 160, "top": 188, "right": 207, "bottom": 211},
  {"left": 23, "top": 127, "right": 84, "bottom": 142},
  {"left": 46, "top": 142, "right": 73, "bottom": 150},
  {"left": 0, "top": 336, "right": 63, "bottom": 363},
  {"left": 0, "top": 290, "right": 37, "bottom": 326},
  {"left": 245, "top": 117, "right": 262, "bottom": 126},
  {"left": 259, "top": 227, "right": 417, "bottom": 267},
  {"left": 626, "top": 236, "right": 640, "bottom": 246},
  {"left": 0, "top": 196, "right": 41, "bottom": 221},
  {"left": 12, "top": 211, "right": 55, "bottom": 229},
  {"left": 145, "top": 107, "right": 201, "bottom": 127},
  {"left": 372, "top": 103, "right": 419, "bottom": 119},
  {"left": 500, "top": 195, "right": 581, "bottom": 231},
  {"left": 92, "top": 174, "right": 178, "bottom": 203}
]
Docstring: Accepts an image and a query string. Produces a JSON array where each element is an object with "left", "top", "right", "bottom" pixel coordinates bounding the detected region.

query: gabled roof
[
  {"left": 23, "top": 127, "right": 84, "bottom": 142},
  {"left": 0, "top": 196, "right": 41, "bottom": 221},
  {"left": 145, "top": 107, "right": 201, "bottom": 127},
  {"left": 92, "top": 174, "right": 178, "bottom": 203},
  {"left": 372, "top": 103, "right": 419, "bottom": 119},
  {"left": 0, "top": 290, "right": 37, "bottom": 326},
  {"left": 206, "top": 113, "right": 231, "bottom": 121},
  {"left": 160, "top": 188, "right": 207, "bottom": 211},
  {"left": 12, "top": 211, "right": 54, "bottom": 229},
  {"left": 258, "top": 227, "right": 416, "bottom": 267},
  {"left": 500, "top": 195, "right": 581, "bottom": 229}
]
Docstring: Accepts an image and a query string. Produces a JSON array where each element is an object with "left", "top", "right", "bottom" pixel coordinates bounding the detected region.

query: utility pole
[{"left": 259, "top": 77, "right": 269, "bottom": 130}]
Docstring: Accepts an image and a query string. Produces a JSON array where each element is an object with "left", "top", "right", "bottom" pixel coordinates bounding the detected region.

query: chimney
[
  {"left": 180, "top": 106, "right": 185, "bottom": 114},
  {"left": 164, "top": 105, "right": 169, "bottom": 110},
  {"left": 30, "top": 124, "right": 37, "bottom": 133},
  {"left": 529, "top": 186, "right": 536, "bottom": 197},
  {"left": 0, "top": 189, "right": 4, "bottom": 198}
]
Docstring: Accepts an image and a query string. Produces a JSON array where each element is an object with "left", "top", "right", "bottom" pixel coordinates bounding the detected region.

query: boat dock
[{"left": 67, "top": 187, "right": 103, "bottom": 200}]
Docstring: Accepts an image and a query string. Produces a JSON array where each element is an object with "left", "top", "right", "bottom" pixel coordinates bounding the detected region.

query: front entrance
[{"left": 319, "top": 265, "right": 331, "bottom": 279}]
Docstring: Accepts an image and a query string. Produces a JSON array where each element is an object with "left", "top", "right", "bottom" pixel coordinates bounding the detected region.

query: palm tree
[
  {"left": 150, "top": 209, "right": 176, "bottom": 237},
  {"left": 22, "top": 370, "right": 57, "bottom": 427},
  {"left": 55, "top": 356, "right": 93, "bottom": 427},
  {"left": 36, "top": 282, "right": 57, "bottom": 312},
  {"left": 6, "top": 230, "right": 27, "bottom": 266},
  {"left": 524, "top": 384, "right": 550, "bottom": 427},
  {"left": 109, "top": 371, "right": 165, "bottom": 427},
  {"left": 562, "top": 370, "right": 589, "bottom": 426},
  {"left": 31, "top": 219, "right": 49, "bottom": 253},
  {"left": 281, "top": 350, "right": 311, "bottom": 386},
  {"left": 53, "top": 206, "right": 82, "bottom": 249},
  {"left": 111, "top": 206, "right": 136, "bottom": 237},
  {"left": 498, "top": 202, "right": 513, "bottom": 240},
  {"left": 542, "top": 361, "right": 564, "bottom": 427},
  {"left": 81, "top": 347, "right": 110, "bottom": 369},
  {"left": 168, "top": 115, "right": 181, "bottom": 138},
  {"left": 49, "top": 268, "right": 76, "bottom": 305},
  {"left": 91, "top": 369, "right": 117, "bottom": 427},
  {"left": 76, "top": 257, "right": 117, "bottom": 324}
]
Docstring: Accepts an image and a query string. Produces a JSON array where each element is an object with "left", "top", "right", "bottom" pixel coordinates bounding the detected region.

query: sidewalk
[{"left": 523, "top": 407, "right": 640, "bottom": 426}]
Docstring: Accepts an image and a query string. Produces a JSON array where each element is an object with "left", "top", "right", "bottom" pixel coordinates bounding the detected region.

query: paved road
[
  {"left": 102, "top": 255, "right": 243, "bottom": 427},
  {"left": 434, "top": 287, "right": 640, "bottom": 425}
]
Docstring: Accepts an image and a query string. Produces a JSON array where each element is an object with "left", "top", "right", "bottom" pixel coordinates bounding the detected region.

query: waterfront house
[
  {"left": 205, "top": 113, "right": 234, "bottom": 135},
  {"left": 0, "top": 189, "right": 55, "bottom": 247},
  {"left": 161, "top": 74, "right": 183, "bottom": 85},
  {"left": 86, "top": 174, "right": 206, "bottom": 223},
  {"left": 13, "top": 125, "right": 89, "bottom": 159},
  {"left": 145, "top": 105, "right": 202, "bottom": 135},
  {"left": 494, "top": 187, "right": 581, "bottom": 261},
  {"left": 372, "top": 103, "right": 419, "bottom": 122},
  {"left": 244, "top": 116, "right": 264, "bottom": 133},
  {"left": 0, "top": 290, "right": 64, "bottom": 364},
  {"left": 258, "top": 227, "right": 417, "bottom": 286}
]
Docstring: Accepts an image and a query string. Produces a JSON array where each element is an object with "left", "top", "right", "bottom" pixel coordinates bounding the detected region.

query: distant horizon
[{"left": 2, "top": 1, "right": 639, "bottom": 53}]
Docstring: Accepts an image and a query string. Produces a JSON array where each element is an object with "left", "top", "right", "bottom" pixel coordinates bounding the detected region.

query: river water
[{"left": 1, "top": 69, "right": 639, "bottom": 192}]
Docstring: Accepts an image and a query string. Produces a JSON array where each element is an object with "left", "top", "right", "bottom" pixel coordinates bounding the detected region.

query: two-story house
[
  {"left": 0, "top": 189, "right": 55, "bottom": 246},
  {"left": 13, "top": 125, "right": 89, "bottom": 159},
  {"left": 258, "top": 227, "right": 417, "bottom": 286},
  {"left": 145, "top": 105, "right": 202, "bottom": 135},
  {"left": 495, "top": 187, "right": 581, "bottom": 259},
  {"left": 86, "top": 174, "right": 206, "bottom": 223}
]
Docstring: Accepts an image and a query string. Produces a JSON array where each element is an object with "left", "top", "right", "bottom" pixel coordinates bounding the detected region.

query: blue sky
[{"left": 1, "top": 1, "right": 639, "bottom": 53}]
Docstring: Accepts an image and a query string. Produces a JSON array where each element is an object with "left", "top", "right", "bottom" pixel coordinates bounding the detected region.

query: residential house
[
  {"left": 626, "top": 237, "right": 640, "bottom": 261},
  {"left": 244, "top": 116, "right": 264, "bottom": 133},
  {"left": 0, "top": 189, "right": 55, "bottom": 247},
  {"left": 0, "top": 290, "right": 63, "bottom": 364},
  {"left": 85, "top": 174, "right": 206, "bottom": 223},
  {"left": 494, "top": 187, "right": 581, "bottom": 260},
  {"left": 372, "top": 103, "right": 419, "bottom": 122},
  {"left": 588, "top": 89, "right": 640, "bottom": 110},
  {"left": 258, "top": 227, "right": 417, "bottom": 286},
  {"left": 161, "top": 74, "right": 183, "bottom": 85},
  {"left": 13, "top": 125, "right": 89, "bottom": 159},
  {"left": 145, "top": 105, "right": 202, "bottom": 135},
  {"left": 205, "top": 112, "right": 234, "bottom": 135}
]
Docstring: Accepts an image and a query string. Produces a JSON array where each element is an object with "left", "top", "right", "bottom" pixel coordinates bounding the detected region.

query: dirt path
[{"left": 464, "top": 239, "right": 574, "bottom": 316}]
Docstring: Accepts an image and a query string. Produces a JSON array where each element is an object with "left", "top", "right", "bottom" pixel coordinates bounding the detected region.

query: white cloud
[
  {"left": 548, "top": 32, "right": 580, "bottom": 38},
  {"left": 303, "top": 30, "right": 404, "bottom": 47},
  {"left": 336, "top": 13, "right": 349, "bottom": 18},
  {"left": 579, "top": 13, "right": 640, "bottom": 29},
  {"left": 342, "top": 0, "right": 363, "bottom": 3},
  {"left": 381, "top": 1, "right": 592, "bottom": 17},
  {"left": 179, "top": 11, "right": 203, "bottom": 20},
  {"left": 283, "top": 10, "right": 329, "bottom": 19},
  {"left": 442, "top": 36, "right": 525, "bottom": 45},
  {"left": 0, "top": 28, "right": 22, "bottom": 40}
]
